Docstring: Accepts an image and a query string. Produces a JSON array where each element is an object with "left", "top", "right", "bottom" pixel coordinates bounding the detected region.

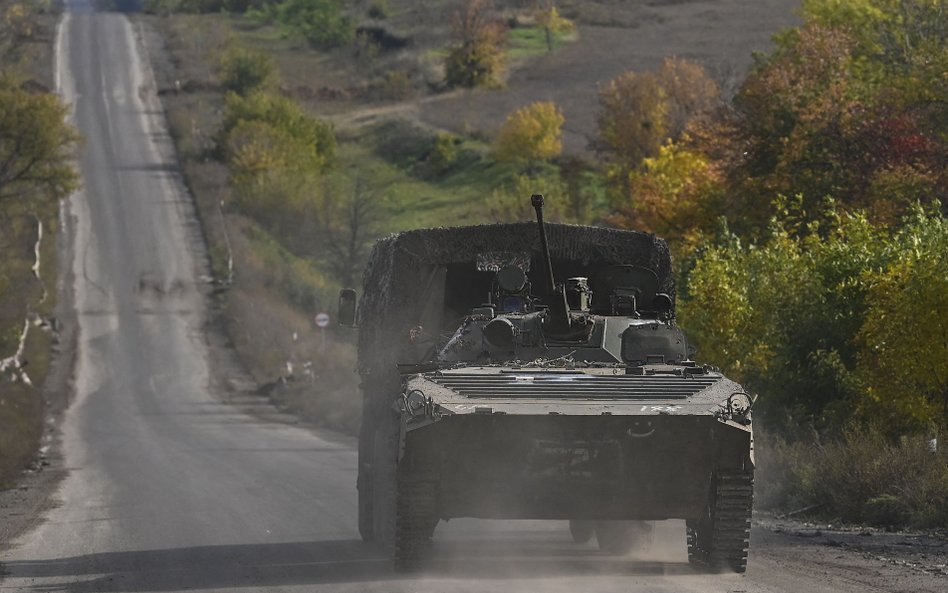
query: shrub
[
  {"left": 219, "top": 44, "right": 275, "bottom": 95},
  {"left": 427, "top": 132, "right": 458, "bottom": 172},
  {"left": 219, "top": 90, "right": 335, "bottom": 171},
  {"left": 367, "top": 0, "right": 388, "bottom": 20},
  {"left": 277, "top": 0, "right": 354, "bottom": 49},
  {"left": 757, "top": 427, "right": 948, "bottom": 529}
]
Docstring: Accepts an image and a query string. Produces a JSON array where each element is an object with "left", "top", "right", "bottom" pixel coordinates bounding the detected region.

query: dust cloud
[{"left": 410, "top": 518, "right": 692, "bottom": 584}]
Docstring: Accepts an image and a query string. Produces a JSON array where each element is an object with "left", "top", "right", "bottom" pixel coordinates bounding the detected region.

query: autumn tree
[
  {"left": 722, "top": 3, "right": 947, "bottom": 229},
  {"left": 0, "top": 74, "right": 80, "bottom": 208},
  {"left": 444, "top": 0, "right": 507, "bottom": 88},
  {"left": 493, "top": 101, "right": 565, "bottom": 167},
  {"left": 656, "top": 57, "right": 720, "bottom": 139},
  {"left": 608, "top": 139, "right": 725, "bottom": 245},
  {"left": 596, "top": 70, "right": 667, "bottom": 179},
  {"left": 534, "top": 0, "right": 575, "bottom": 51},
  {"left": 596, "top": 57, "right": 719, "bottom": 194}
]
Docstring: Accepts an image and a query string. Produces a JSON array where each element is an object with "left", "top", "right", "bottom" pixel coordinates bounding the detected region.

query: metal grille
[{"left": 426, "top": 372, "right": 719, "bottom": 400}]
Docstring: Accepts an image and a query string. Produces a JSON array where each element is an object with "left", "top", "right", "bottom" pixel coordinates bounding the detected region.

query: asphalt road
[{"left": 0, "top": 3, "right": 944, "bottom": 592}]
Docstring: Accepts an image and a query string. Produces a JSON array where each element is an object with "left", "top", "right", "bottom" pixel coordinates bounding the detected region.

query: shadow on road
[{"left": 3, "top": 537, "right": 698, "bottom": 591}]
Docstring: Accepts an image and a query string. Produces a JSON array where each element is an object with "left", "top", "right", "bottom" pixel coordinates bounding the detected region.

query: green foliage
[
  {"left": 144, "top": 0, "right": 272, "bottom": 14},
  {"left": 367, "top": 0, "right": 388, "bottom": 20},
  {"left": 244, "top": 224, "right": 334, "bottom": 312},
  {"left": 484, "top": 167, "right": 599, "bottom": 225},
  {"left": 680, "top": 200, "right": 948, "bottom": 435},
  {"left": 444, "top": 0, "right": 507, "bottom": 88},
  {"left": 276, "top": 0, "right": 354, "bottom": 49},
  {"left": 220, "top": 90, "right": 335, "bottom": 171},
  {"left": 0, "top": 74, "right": 80, "bottom": 208},
  {"left": 219, "top": 43, "right": 275, "bottom": 95},
  {"left": 856, "top": 205, "right": 948, "bottom": 434},
  {"left": 427, "top": 132, "right": 459, "bottom": 173},
  {"left": 493, "top": 101, "right": 565, "bottom": 166},
  {"left": 485, "top": 171, "right": 568, "bottom": 223}
]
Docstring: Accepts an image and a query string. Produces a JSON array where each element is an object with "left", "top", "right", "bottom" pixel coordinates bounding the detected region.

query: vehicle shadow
[{"left": 2, "top": 536, "right": 699, "bottom": 592}]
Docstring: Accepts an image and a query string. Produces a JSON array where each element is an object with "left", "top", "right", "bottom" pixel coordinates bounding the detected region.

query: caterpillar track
[
  {"left": 687, "top": 470, "right": 754, "bottom": 573},
  {"left": 393, "top": 472, "right": 438, "bottom": 571}
]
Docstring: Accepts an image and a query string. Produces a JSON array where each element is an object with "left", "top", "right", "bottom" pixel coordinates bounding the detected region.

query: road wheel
[
  {"left": 569, "top": 520, "right": 595, "bottom": 544},
  {"left": 393, "top": 472, "right": 438, "bottom": 572},
  {"left": 687, "top": 470, "right": 753, "bottom": 573}
]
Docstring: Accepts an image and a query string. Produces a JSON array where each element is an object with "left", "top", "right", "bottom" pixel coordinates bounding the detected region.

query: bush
[
  {"left": 277, "top": 0, "right": 354, "bottom": 49},
  {"left": 219, "top": 90, "right": 335, "bottom": 171},
  {"left": 757, "top": 427, "right": 948, "bottom": 529},
  {"left": 427, "top": 132, "right": 458, "bottom": 173},
  {"left": 367, "top": 0, "right": 388, "bottom": 20},
  {"left": 219, "top": 44, "right": 275, "bottom": 95}
]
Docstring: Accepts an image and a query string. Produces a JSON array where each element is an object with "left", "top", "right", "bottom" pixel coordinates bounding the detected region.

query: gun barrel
[{"left": 531, "top": 194, "right": 556, "bottom": 295}]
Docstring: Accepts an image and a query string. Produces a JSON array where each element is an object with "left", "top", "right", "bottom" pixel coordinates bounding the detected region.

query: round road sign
[{"left": 315, "top": 312, "right": 331, "bottom": 328}]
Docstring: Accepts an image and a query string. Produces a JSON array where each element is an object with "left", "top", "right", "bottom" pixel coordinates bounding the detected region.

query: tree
[
  {"left": 856, "top": 206, "right": 948, "bottom": 434},
  {"left": 596, "top": 70, "right": 667, "bottom": 177},
  {"left": 317, "top": 176, "right": 382, "bottom": 287},
  {"left": 656, "top": 57, "right": 720, "bottom": 139},
  {"left": 493, "top": 101, "right": 565, "bottom": 167},
  {"left": 729, "top": 0, "right": 947, "bottom": 223},
  {"left": 596, "top": 58, "right": 719, "bottom": 177},
  {"left": 0, "top": 75, "right": 79, "bottom": 207},
  {"left": 609, "top": 139, "right": 724, "bottom": 244},
  {"left": 534, "top": 0, "right": 575, "bottom": 52},
  {"left": 444, "top": 0, "right": 507, "bottom": 88}
]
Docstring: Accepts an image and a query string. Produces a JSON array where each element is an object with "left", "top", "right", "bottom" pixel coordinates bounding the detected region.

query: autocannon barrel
[{"left": 531, "top": 194, "right": 570, "bottom": 333}]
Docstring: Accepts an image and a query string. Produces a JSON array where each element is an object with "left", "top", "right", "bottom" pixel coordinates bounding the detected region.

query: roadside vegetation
[
  {"left": 0, "top": 0, "right": 80, "bottom": 487},
  {"left": 139, "top": 0, "right": 946, "bottom": 529}
]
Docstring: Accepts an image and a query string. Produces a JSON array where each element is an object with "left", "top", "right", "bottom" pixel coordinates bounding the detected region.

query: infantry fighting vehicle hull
[{"left": 341, "top": 196, "right": 754, "bottom": 572}]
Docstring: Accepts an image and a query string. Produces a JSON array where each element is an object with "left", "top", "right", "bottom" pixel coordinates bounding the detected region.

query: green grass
[
  {"left": 508, "top": 27, "right": 575, "bottom": 59},
  {"left": 335, "top": 120, "right": 519, "bottom": 231}
]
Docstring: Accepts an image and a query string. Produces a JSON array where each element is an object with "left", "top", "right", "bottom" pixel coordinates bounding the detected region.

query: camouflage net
[{"left": 357, "top": 222, "right": 673, "bottom": 382}]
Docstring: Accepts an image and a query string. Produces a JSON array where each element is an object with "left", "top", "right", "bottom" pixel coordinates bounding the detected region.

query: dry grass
[{"left": 757, "top": 428, "right": 948, "bottom": 529}]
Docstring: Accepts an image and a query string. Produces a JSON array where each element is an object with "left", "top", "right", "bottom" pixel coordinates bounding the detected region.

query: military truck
[{"left": 339, "top": 195, "right": 754, "bottom": 572}]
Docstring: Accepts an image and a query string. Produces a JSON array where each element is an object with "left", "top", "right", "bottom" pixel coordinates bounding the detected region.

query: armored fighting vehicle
[{"left": 339, "top": 195, "right": 754, "bottom": 572}]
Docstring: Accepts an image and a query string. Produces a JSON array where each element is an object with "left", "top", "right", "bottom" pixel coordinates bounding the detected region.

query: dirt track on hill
[{"left": 418, "top": 0, "right": 801, "bottom": 155}]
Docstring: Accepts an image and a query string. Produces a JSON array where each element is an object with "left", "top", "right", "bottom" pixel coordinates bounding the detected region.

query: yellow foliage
[
  {"left": 3, "top": 3, "right": 34, "bottom": 40},
  {"left": 493, "top": 101, "right": 565, "bottom": 165},
  {"left": 535, "top": 2, "right": 575, "bottom": 36}
]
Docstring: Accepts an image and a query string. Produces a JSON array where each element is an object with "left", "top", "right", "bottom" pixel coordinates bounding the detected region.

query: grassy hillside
[{"left": 139, "top": 0, "right": 801, "bottom": 434}]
